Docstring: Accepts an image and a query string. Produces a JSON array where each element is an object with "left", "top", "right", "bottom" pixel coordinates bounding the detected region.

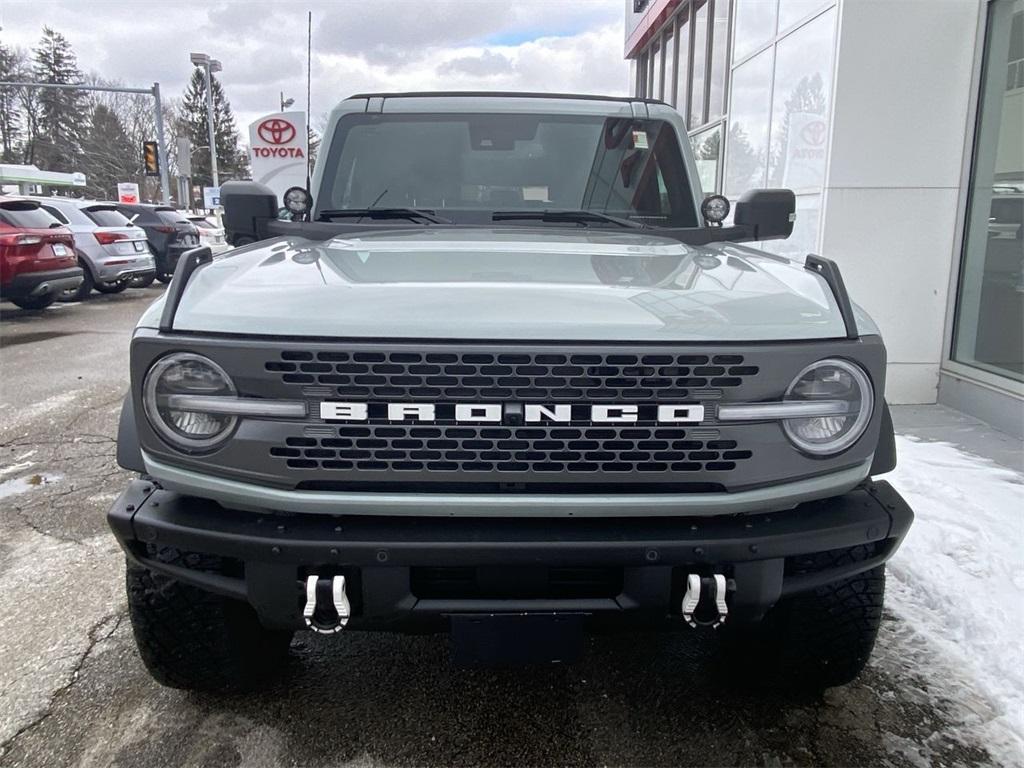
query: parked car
[
  {"left": 0, "top": 197, "right": 82, "bottom": 310},
  {"left": 186, "top": 214, "right": 231, "bottom": 254},
  {"left": 28, "top": 197, "right": 155, "bottom": 301},
  {"left": 113, "top": 203, "right": 200, "bottom": 286},
  {"left": 111, "top": 93, "right": 912, "bottom": 693}
]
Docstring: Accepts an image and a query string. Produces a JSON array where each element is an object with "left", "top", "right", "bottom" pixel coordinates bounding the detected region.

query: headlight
[
  {"left": 782, "top": 359, "right": 874, "bottom": 455},
  {"left": 143, "top": 353, "right": 237, "bottom": 451}
]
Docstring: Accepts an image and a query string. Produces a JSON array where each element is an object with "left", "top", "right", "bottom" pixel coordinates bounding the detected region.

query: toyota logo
[
  {"left": 258, "top": 118, "right": 296, "bottom": 145},
  {"left": 800, "top": 119, "right": 827, "bottom": 147}
]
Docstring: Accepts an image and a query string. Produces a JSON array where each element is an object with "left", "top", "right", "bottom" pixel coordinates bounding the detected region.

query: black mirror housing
[
  {"left": 221, "top": 180, "right": 278, "bottom": 246},
  {"left": 733, "top": 189, "right": 796, "bottom": 241}
]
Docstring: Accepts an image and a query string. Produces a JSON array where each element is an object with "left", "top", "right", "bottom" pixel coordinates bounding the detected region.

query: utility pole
[
  {"left": 189, "top": 53, "right": 221, "bottom": 189},
  {"left": 0, "top": 80, "right": 172, "bottom": 204}
]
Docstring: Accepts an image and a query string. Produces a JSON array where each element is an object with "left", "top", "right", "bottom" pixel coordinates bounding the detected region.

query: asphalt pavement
[{"left": 0, "top": 290, "right": 1001, "bottom": 768}]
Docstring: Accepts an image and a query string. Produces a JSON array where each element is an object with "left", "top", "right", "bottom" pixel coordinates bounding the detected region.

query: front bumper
[
  {"left": 1, "top": 266, "right": 84, "bottom": 301},
  {"left": 108, "top": 479, "right": 913, "bottom": 632}
]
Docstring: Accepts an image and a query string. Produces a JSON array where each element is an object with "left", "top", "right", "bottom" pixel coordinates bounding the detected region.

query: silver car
[{"left": 29, "top": 197, "right": 156, "bottom": 300}]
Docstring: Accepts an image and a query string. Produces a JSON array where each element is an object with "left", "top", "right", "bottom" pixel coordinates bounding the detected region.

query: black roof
[{"left": 347, "top": 90, "right": 666, "bottom": 105}]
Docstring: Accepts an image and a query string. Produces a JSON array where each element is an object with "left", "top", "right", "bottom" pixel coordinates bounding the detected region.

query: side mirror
[
  {"left": 733, "top": 189, "right": 796, "bottom": 241},
  {"left": 221, "top": 180, "right": 277, "bottom": 246}
]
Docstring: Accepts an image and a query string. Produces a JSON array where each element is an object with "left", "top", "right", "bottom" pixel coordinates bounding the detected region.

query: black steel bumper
[
  {"left": 0, "top": 266, "right": 83, "bottom": 300},
  {"left": 107, "top": 480, "right": 913, "bottom": 632}
]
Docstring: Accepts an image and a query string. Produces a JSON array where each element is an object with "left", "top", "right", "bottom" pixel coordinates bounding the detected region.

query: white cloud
[{"left": 0, "top": 1, "right": 629, "bottom": 133}]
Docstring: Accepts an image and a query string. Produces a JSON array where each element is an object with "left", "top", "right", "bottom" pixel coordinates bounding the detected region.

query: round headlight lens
[
  {"left": 782, "top": 359, "right": 874, "bottom": 455},
  {"left": 143, "top": 353, "right": 237, "bottom": 450}
]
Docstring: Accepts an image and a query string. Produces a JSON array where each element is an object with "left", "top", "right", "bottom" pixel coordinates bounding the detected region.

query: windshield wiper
[
  {"left": 318, "top": 208, "right": 451, "bottom": 224},
  {"left": 492, "top": 209, "right": 644, "bottom": 229}
]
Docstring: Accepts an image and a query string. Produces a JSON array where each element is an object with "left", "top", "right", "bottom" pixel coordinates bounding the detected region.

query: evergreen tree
[
  {"left": 31, "top": 27, "right": 87, "bottom": 172},
  {"left": 179, "top": 68, "right": 245, "bottom": 187},
  {"left": 80, "top": 104, "right": 135, "bottom": 199},
  {"left": 0, "top": 43, "right": 23, "bottom": 162}
]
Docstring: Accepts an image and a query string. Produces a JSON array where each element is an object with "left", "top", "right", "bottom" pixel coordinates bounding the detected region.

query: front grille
[
  {"left": 269, "top": 424, "right": 753, "bottom": 474},
  {"left": 266, "top": 350, "right": 759, "bottom": 402}
]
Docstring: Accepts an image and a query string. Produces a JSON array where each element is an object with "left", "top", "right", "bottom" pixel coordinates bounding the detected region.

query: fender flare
[
  {"left": 116, "top": 394, "right": 145, "bottom": 473},
  {"left": 869, "top": 401, "right": 897, "bottom": 476}
]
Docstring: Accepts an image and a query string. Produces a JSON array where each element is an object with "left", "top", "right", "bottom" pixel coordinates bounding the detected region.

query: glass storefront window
[
  {"left": 767, "top": 7, "right": 835, "bottom": 189},
  {"left": 707, "top": 0, "right": 730, "bottom": 121},
  {"left": 733, "top": 0, "right": 777, "bottom": 62},
  {"left": 777, "top": 0, "right": 828, "bottom": 32},
  {"left": 650, "top": 44, "right": 662, "bottom": 101},
  {"left": 675, "top": 11, "right": 691, "bottom": 120},
  {"left": 724, "top": 47, "right": 773, "bottom": 196},
  {"left": 664, "top": 29, "right": 676, "bottom": 106},
  {"left": 953, "top": 0, "right": 1024, "bottom": 383},
  {"left": 690, "top": 123, "right": 723, "bottom": 195},
  {"left": 690, "top": 1, "right": 709, "bottom": 127},
  {"left": 638, "top": 52, "right": 649, "bottom": 97},
  {"left": 760, "top": 193, "right": 820, "bottom": 257}
]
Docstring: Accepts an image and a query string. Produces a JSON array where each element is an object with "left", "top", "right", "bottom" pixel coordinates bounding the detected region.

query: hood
[{"left": 144, "top": 227, "right": 861, "bottom": 342}]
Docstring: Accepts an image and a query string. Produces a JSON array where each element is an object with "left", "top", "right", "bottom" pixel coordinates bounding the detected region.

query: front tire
[
  {"left": 57, "top": 260, "right": 94, "bottom": 302},
  {"left": 126, "top": 558, "right": 292, "bottom": 692},
  {"left": 94, "top": 279, "right": 128, "bottom": 294},
  {"left": 156, "top": 270, "right": 173, "bottom": 284},
  {"left": 129, "top": 273, "right": 155, "bottom": 288},
  {"left": 11, "top": 293, "right": 57, "bottom": 310},
  {"left": 722, "top": 564, "right": 885, "bottom": 691}
]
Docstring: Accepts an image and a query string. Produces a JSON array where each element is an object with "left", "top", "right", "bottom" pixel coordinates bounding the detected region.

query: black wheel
[
  {"left": 94, "top": 279, "right": 128, "bottom": 294},
  {"left": 10, "top": 293, "right": 57, "bottom": 310},
  {"left": 156, "top": 270, "right": 173, "bottom": 284},
  {"left": 57, "top": 261, "right": 94, "bottom": 302},
  {"left": 129, "top": 273, "right": 156, "bottom": 288},
  {"left": 126, "top": 556, "right": 292, "bottom": 692},
  {"left": 721, "top": 562, "right": 885, "bottom": 691}
]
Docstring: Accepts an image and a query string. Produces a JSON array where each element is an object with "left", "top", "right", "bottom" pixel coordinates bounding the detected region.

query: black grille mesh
[
  {"left": 266, "top": 350, "right": 759, "bottom": 402},
  {"left": 269, "top": 425, "right": 753, "bottom": 474}
]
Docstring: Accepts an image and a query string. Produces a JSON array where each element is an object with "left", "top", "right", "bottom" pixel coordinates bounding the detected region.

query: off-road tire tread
[
  {"left": 724, "top": 562, "right": 885, "bottom": 691},
  {"left": 126, "top": 557, "right": 291, "bottom": 692}
]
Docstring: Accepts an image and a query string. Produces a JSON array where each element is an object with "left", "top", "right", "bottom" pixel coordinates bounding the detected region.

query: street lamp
[
  {"left": 189, "top": 52, "right": 221, "bottom": 190},
  {"left": 280, "top": 93, "right": 295, "bottom": 112}
]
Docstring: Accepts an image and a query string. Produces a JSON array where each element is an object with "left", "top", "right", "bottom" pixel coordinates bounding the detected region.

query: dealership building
[{"left": 625, "top": 0, "right": 1023, "bottom": 437}]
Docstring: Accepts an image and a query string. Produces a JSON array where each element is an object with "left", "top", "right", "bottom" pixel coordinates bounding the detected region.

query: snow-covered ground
[{"left": 887, "top": 435, "right": 1024, "bottom": 762}]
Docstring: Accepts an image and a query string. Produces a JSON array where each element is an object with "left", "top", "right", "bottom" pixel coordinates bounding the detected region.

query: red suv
[{"left": 0, "top": 198, "right": 83, "bottom": 310}]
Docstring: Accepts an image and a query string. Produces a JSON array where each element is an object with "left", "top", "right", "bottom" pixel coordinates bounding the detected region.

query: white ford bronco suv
[{"left": 108, "top": 92, "right": 912, "bottom": 692}]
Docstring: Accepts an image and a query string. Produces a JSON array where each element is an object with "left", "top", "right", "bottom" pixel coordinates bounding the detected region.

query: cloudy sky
[{"left": 0, "top": 0, "right": 630, "bottom": 135}]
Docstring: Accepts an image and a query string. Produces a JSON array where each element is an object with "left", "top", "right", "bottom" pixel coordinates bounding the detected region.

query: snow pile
[{"left": 887, "top": 435, "right": 1024, "bottom": 757}]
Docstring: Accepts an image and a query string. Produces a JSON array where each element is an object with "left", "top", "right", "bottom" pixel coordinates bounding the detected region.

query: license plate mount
[{"left": 449, "top": 613, "right": 585, "bottom": 667}]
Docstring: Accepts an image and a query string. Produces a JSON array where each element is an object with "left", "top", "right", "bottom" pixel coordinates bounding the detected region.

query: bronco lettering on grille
[{"left": 319, "top": 401, "right": 706, "bottom": 424}]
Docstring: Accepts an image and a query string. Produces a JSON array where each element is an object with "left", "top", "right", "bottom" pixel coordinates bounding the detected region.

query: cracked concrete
[{"left": 0, "top": 289, "right": 1004, "bottom": 767}]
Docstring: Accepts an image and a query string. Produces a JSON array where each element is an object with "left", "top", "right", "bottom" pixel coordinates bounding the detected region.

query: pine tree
[
  {"left": 179, "top": 68, "right": 245, "bottom": 187},
  {"left": 0, "top": 43, "right": 23, "bottom": 162},
  {"left": 80, "top": 104, "right": 135, "bottom": 199},
  {"left": 31, "top": 27, "right": 87, "bottom": 172}
]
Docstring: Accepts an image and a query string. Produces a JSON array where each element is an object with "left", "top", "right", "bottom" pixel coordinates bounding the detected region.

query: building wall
[
  {"left": 820, "top": 0, "right": 980, "bottom": 403},
  {"left": 626, "top": 0, "right": 988, "bottom": 406}
]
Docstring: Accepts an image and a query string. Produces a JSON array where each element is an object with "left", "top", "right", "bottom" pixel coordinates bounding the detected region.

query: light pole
[
  {"left": 189, "top": 52, "right": 221, "bottom": 190},
  {"left": 280, "top": 93, "right": 294, "bottom": 112}
]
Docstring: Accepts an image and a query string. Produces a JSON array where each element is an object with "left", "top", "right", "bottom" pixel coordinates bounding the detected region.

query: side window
[{"left": 42, "top": 205, "right": 69, "bottom": 224}]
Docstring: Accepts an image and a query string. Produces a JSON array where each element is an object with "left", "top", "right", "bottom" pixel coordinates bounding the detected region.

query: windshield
[
  {"left": 84, "top": 206, "right": 133, "bottom": 228},
  {"left": 0, "top": 203, "right": 62, "bottom": 229},
  {"left": 156, "top": 209, "right": 190, "bottom": 225},
  {"left": 320, "top": 114, "right": 698, "bottom": 227}
]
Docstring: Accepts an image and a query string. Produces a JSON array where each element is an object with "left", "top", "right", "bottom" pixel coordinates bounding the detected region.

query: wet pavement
[{"left": 0, "top": 290, "right": 1003, "bottom": 767}]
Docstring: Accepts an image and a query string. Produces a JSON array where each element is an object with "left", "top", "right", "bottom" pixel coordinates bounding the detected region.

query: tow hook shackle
[
  {"left": 681, "top": 573, "right": 731, "bottom": 628},
  {"left": 303, "top": 574, "right": 351, "bottom": 634}
]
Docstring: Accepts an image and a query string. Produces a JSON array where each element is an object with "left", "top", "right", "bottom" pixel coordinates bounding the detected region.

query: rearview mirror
[{"left": 733, "top": 189, "right": 796, "bottom": 241}]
